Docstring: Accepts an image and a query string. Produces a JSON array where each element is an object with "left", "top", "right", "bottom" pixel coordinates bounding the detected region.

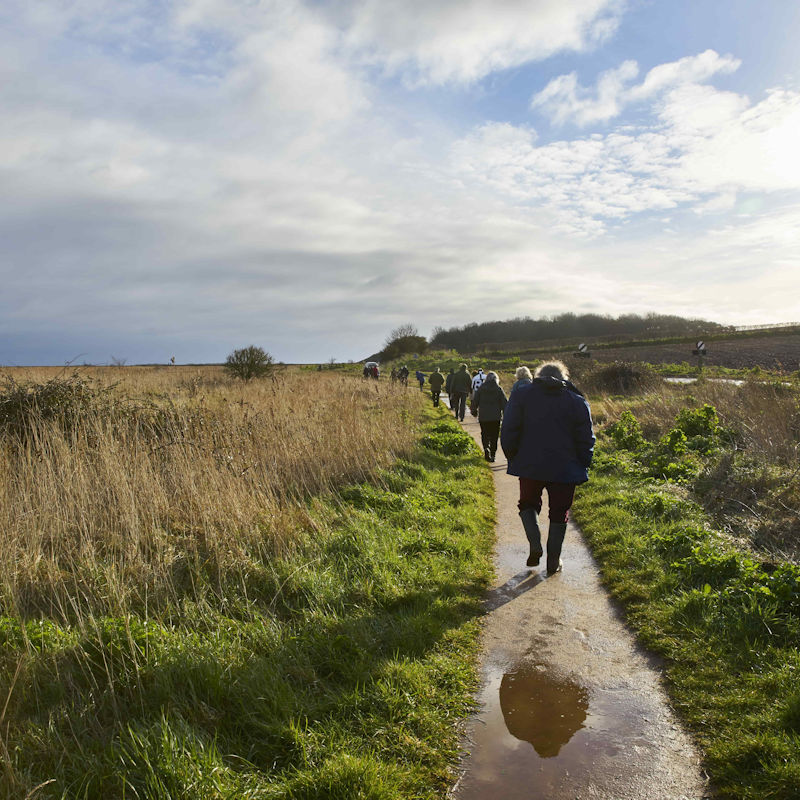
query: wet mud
[{"left": 450, "top": 412, "right": 709, "bottom": 799}]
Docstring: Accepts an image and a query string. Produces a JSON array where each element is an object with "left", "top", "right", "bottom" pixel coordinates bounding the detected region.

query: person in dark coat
[
  {"left": 500, "top": 361, "right": 595, "bottom": 575},
  {"left": 428, "top": 367, "right": 445, "bottom": 407},
  {"left": 471, "top": 371, "right": 507, "bottom": 461},
  {"left": 450, "top": 363, "right": 472, "bottom": 422},
  {"left": 444, "top": 368, "right": 455, "bottom": 407}
]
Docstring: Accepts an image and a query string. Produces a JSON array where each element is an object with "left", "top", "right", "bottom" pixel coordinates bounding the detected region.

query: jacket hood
[{"left": 534, "top": 376, "right": 585, "bottom": 397}]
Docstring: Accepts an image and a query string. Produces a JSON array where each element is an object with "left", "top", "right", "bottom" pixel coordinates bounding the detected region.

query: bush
[
  {"left": 583, "top": 362, "right": 660, "bottom": 395},
  {"left": 0, "top": 373, "right": 128, "bottom": 439},
  {"left": 224, "top": 346, "right": 275, "bottom": 382},
  {"left": 675, "top": 404, "right": 719, "bottom": 438},
  {"left": 606, "top": 410, "right": 645, "bottom": 450}
]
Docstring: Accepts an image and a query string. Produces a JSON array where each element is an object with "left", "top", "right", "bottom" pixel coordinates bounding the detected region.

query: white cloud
[
  {"left": 342, "top": 0, "right": 623, "bottom": 85},
  {"left": 532, "top": 49, "right": 741, "bottom": 126},
  {"left": 458, "top": 81, "right": 800, "bottom": 234},
  {"left": 1, "top": 1, "right": 799, "bottom": 363}
]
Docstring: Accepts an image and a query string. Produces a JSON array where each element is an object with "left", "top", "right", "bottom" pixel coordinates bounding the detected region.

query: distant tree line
[{"left": 429, "top": 313, "right": 730, "bottom": 351}]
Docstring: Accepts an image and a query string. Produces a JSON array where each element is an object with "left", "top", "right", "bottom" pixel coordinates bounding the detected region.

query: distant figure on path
[
  {"left": 428, "top": 367, "right": 445, "bottom": 407},
  {"left": 500, "top": 360, "right": 594, "bottom": 575},
  {"left": 510, "top": 365, "right": 533, "bottom": 394},
  {"left": 398, "top": 365, "right": 409, "bottom": 386},
  {"left": 450, "top": 363, "right": 473, "bottom": 422},
  {"left": 415, "top": 370, "right": 425, "bottom": 390},
  {"left": 471, "top": 371, "right": 507, "bottom": 462},
  {"left": 445, "top": 368, "right": 455, "bottom": 407}
]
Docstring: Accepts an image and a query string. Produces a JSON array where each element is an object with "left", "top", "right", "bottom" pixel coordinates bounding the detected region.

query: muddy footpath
[{"left": 449, "top": 412, "right": 711, "bottom": 800}]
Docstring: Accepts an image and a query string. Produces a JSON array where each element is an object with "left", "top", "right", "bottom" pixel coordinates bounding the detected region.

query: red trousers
[{"left": 518, "top": 478, "right": 576, "bottom": 523}]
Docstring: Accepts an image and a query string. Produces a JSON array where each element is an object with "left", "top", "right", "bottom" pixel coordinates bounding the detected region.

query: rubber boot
[
  {"left": 546, "top": 522, "right": 567, "bottom": 575},
  {"left": 519, "top": 508, "right": 543, "bottom": 567}
]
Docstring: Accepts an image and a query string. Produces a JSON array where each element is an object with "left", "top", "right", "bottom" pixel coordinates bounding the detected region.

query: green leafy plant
[{"left": 605, "top": 410, "right": 646, "bottom": 450}]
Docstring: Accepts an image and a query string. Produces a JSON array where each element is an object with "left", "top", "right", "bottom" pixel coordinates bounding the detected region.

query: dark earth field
[{"left": 590, "top": 334, "right": 800, "bottom": 370}]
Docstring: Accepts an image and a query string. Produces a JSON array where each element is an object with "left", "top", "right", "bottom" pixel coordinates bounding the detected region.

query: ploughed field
[{"left": 582, "top": 334, "right": 800, "bottom": 370}]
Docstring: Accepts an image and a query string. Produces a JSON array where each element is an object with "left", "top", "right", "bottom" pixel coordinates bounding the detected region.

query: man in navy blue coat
[{"left": 500, "top": 361, "right": 595, "bottom": 575}]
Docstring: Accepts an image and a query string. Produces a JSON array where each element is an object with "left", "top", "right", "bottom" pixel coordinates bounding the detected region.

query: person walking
[
  {"left": 445, "top": 368, "right": 455, "bottom": 408},
  {"left": 510, "top": 365, "right": 533, "bottom": 394},
  {"left": 428, "top": 367, "right": 445, "bottom": 407},
  {"left": 415, "top": 370, "right": 425, "bottom": 390},
  {"left": 450, "top": 363, "right": 472, "bottom": 422},
  {"left": 500, "top": 361, "right": 594, "bottom": 575},
  {"left": 471, "top": 368, "right": 485, "bottom": 402},
  {"left": 471, "top": 371, "right": 507, "bottom": 462}
]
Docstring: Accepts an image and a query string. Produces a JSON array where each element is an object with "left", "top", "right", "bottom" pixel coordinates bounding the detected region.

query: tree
[
  {"left": 385, "top": 323, "right": 418, "bottom": 345},
  {"left": 378, "top": 323, "right": 427, "bottom": 361},
  {"left": 224, "top": 345, "right": 275, "bottom": 382}
]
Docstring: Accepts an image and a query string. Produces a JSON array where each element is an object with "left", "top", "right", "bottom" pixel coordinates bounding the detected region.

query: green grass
[
  {"left": 1, "top": 407, "right": 494, "bottom": 799},
  {"left": 573, "top": 462, "right": 800, "bottom": 799}
]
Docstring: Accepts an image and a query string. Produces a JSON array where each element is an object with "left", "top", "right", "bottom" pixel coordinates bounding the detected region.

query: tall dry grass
[{"left": 0, "top": 366, "right": 420, "bottom": 620}]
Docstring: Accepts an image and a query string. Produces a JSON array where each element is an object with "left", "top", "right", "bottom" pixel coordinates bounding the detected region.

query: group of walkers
[
  {"left": 438, "top": 360, "right": 595, "bottom": 577},
  {"left": 365, "top": 356, "right": 595, "bottom": 577}
]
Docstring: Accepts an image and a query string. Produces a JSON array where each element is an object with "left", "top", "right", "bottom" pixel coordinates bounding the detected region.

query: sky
[{"left": 2, "top": 0, "right": 800, "bottom": 365}]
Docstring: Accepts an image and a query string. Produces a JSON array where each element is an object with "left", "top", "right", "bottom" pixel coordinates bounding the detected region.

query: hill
[{"left": 429, "top": 313, "right": 729, "bottom": 352}]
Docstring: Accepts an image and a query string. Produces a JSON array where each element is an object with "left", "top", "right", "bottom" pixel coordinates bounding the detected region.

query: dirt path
[{"left": 449, "top": 409, "right": 710, "bottom": 799}]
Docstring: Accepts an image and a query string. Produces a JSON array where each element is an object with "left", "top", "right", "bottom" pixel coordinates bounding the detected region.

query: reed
[{"left": 0, "top": 367, "right": 419, "bottom": 621}]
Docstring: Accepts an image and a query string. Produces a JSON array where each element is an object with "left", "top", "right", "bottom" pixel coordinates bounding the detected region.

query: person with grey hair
[
  {"left": 500, "top": 360, "right": 595, "bottom": 575},
  {"left": 510, "top": 365, "right": 533, "bottom": 394},
  {"left": 471, "top": 371, "right": 507, "bottom": 461}
]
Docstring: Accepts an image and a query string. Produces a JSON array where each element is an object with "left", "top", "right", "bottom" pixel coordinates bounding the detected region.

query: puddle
[
  {"left": 500, "top": 664, "right": 589, "bottom": 758},
  {"left": 455, "top": 660, "right": 648, "bottom": 799}
]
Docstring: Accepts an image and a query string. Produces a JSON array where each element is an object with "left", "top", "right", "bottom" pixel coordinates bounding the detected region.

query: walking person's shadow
[{"left": 483, "top": 569, "right": 544, "bottom": 612}]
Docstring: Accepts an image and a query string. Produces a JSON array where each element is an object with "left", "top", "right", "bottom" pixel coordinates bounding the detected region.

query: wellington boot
[
  {"left": 546, "top": 522, "right": 567, "bottom": 575},
  {"left": 520, "top": 508, "right": 543, "bottom": 567}
]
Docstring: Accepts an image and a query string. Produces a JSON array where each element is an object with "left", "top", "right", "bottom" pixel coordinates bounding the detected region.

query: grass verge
[
  {"left": 573, "top": 458, "right": 800, "bottom": 799},
  {"left": 1, "top": 405, "right": 494, "bottom": 799}
]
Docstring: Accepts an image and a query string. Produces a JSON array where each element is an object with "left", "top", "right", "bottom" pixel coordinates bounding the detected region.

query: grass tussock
[{"left": 0, "top": 371, "right": 495, "bottom": 799}]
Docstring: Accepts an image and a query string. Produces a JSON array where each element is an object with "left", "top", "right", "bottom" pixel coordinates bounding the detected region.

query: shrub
[
  {"left": 583, "top": 362, "right": 660, "bottom": 395},
  {"left": 675, "top": 404, "right": 720, "bottom": 438},
  {"left": 0, "top": 373, "right": 129, "bottom": 439},
  {"left": 606, "top": 410, "right": 645, "bottom": 450},
  {"left": 224, "top": 346, "right": 275, "bottom": 382}
]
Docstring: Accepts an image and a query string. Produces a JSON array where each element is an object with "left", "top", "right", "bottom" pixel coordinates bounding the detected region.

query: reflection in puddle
[{"left": 499, "top": 664, "right": 589, "bottom": 757}]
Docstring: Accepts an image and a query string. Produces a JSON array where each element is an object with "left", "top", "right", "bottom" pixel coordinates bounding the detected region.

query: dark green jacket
[
  {"left": 450, "top": 367, "right": 472, "bottom": 394},
  {"left": 429, "top": 371, "right": 445, "bottom": 391}
]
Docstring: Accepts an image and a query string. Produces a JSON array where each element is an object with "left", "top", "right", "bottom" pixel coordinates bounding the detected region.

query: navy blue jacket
[{"left": 501, "top": 376, "right": 595, "bottom": 484}]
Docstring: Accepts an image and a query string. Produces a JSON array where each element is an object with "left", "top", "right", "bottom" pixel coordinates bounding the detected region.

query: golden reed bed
[{"left": 0, "top": 366, "right": 420, "bottom": 620}]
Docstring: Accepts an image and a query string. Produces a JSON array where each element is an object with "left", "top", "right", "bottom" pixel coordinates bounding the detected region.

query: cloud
[
  {"left": 531, "top": 49, "right": 741, "bottom": 126},
  {"left": 1, "top": 2, "right": 799, "bottom": 364},
  {"left": 457, "top": 79, "right": 800, "bottom": 235},
  {"left": 342, "top": 0, "right": 624, "bottom": 85}
]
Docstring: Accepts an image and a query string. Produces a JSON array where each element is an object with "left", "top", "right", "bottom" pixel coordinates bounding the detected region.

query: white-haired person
[
  {"left": 470, "top": 371, "right": 507, "bottom": 462},
  {"left": 500, "top": 360, "right": 595, "bottom": 575},
  {"left": 510, "top": 365, "right": 533, "bottom": 394}
]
